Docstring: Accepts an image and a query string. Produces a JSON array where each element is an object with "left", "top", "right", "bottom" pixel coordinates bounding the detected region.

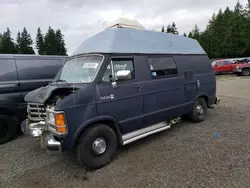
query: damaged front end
[{"left": 21, "top": 84, "right": 78, "bottom": 155}]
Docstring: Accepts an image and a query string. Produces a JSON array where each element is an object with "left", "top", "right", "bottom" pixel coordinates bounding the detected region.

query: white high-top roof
[
  {"left": 73, "top": 27, "right": 206, "bottom": 55},
  {"left": 106, "top": 18, "right": 145, "bottom": 30}
]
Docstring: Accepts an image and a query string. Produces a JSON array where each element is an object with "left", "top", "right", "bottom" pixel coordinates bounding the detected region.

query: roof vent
[{"left": 106, "top": 18, "right": 145, "bottom": 30}]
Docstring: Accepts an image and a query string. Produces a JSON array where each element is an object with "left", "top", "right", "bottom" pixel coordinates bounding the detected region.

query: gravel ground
[{"left": 1, "top": 76, "right": 250, "bottom": 188}]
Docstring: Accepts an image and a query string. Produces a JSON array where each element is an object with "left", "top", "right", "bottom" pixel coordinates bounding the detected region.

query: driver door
[{"left": 96, "top": 57, "right": 143, "bottom": 135}]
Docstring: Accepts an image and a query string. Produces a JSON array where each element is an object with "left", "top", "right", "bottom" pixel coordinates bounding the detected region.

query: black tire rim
[{"left": 0, "top": 121, "right": 8, "bottom": 138}]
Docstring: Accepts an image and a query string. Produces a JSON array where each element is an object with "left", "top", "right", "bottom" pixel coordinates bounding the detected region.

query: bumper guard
[
  {"left": 21, "top": 119, "right": 62, "bottom": 155},
  {"left": 45, "top": 134, "right": 62, "bottom": 155}
]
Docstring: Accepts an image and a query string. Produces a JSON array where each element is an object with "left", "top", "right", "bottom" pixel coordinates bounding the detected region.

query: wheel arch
[
  {"left": 195, "top": 94, "right": 209, "bottom": 107},
  {"left": 73, "top": 116, "right": 123, "bottom": 149}
]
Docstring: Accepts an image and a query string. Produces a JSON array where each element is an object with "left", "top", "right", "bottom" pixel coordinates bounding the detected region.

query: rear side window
[
  {"left": 0, "top": 58, "right": 18, "bottom": 82},
  {"left": 148, "top": 57, "right": 178, "bottom": 77},
  {"left": 15, "top": 59, "right": 63, "bottom": 80}
]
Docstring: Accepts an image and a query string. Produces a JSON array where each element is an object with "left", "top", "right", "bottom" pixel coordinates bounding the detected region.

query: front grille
[{"left": 27, "top": 103, "right": 46, "bottom": 121}]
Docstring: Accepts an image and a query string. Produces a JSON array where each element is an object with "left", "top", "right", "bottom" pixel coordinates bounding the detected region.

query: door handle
[{"left": 133, "top": 85, "right": 142, "bottom": 89}]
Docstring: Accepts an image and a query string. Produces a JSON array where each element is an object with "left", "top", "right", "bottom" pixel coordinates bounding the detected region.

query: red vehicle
[
  {"left": 212, "top": 59, "right": 250, "bottom": 74},
  {"left": 233, "top": 63, "right": 250, "bottom": 76}
]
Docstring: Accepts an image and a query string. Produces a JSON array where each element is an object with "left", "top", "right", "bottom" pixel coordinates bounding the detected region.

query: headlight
[
  {"left": 48, "top": 112, "right": 55, "bottom": 124},
  {"left": 47, "top": 110, "right": 67, "bottom": 134}
]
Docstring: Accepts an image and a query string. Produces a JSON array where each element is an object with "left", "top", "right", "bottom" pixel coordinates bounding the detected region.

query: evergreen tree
[
  {"left": 44, "top": 26, "right": 57, "bottom": 55},
  {"left": 55, "top": 29, "right": 67, "bottom": 55},
  {"left": 161, "top": 26, "right": 165, "bottom": 32},
  {"left": 16, "top": 31, "right": 21, "bottom": 53},
  {"left": 171, "top": 22, "right": 179, "bottom": 35},
  {"left": 160, "top": 1, "right": 250, "bottom": 59},
  {"left": 191, "top": 24, "right": 200, "bottom": 40},
  {"left": 183, "top": 33, "right": 187, "bottom": 37},
  {"left": 188, "top": 32, "right": 193, "bottom": 38},
  {"left": 16, "top": 27, "right": 35, "bottom": 54},
  {"left": 0, "top": 34, "right": 2, "bottom": 53},
  {"left": 166, "top": 22, "right": 179, "bottom": 35},
  {"left": 0, "top": 28, "right": 17, "bottom": 54},
  {"left": 243, "top": 0, "right": 250, "bottom": 55},
  {"left": 36, "top": 27, "right": 46, "bottom": 55},
  {"left": 166, "top": 24, "right": 172, "bottom": 33},
  {"left": 185, "top": 1, "right": 250, "bottom": 59}
]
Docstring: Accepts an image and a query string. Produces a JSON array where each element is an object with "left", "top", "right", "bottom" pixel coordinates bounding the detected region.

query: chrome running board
[{"left": 122, "top": 117, "right": 181, "bottom": 145}]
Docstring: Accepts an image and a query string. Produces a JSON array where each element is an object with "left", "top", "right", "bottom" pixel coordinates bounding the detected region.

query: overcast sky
[{"left": 0, "top": 0, "right": 247, "bottom": 55}]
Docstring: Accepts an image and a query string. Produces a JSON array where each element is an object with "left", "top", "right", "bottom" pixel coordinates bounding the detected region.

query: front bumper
[
  {"left": 45, "top": 134, "right": 62, "bottom": 155},
  {"left": 21, "top": 119, "right": 62, "bottom": 155},
  {"left": 233, "top": 68, "right": 242, "bottom": 73},
  {"left": 214, "top": 97, "right": 220, "bottom": 105},
  {"left": 21, "top": 119, "right": 46, "bottom": 138},
  {"left": 208, "top": 97, "right": 220, "bottom": 109}
]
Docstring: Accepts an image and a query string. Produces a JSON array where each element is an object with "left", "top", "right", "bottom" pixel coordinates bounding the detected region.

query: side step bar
[{"left": 122, "top": 118, "right": 181, "bottom": 145}]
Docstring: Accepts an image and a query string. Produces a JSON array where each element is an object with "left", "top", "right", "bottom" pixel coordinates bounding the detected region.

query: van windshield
[{"left": 59, "top": 55, "right": 104, "bottom": 83}]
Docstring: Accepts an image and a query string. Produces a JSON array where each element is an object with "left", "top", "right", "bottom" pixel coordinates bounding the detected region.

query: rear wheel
[
  {"left": 0, "top": 115, "right": 18, "bottom": 145},
  {"left": 188, "top": 98, "right": 208, "bottom": 123},
  {"left": 241, "top": 69, "right": 250, "bottom": 76},
  {"left": 76, "top": 124, "right": 117, "bottom": 170}
]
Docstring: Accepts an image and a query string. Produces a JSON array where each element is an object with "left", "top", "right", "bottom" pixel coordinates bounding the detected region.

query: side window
[
  {"left": 148, "top": 57, "right": 178, "bottom": 77},
  {"left": 15, "top": 59, "right": 63, "bottom": 80},
  {"left": 0, "top": 58, "right": 18, "bottom": 82},
  {"left": 217, "top": 61, "right": 224, "bottom": 66},
  {"left": 102, "top": 58, "right": 135, "bottom": 82}
]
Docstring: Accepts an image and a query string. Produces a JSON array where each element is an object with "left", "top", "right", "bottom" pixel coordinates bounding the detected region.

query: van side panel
[
  {"left": 15, "top": 56, "right": 65, "bottom": 103},
  {"left": 174, "top": 55, "right": 216, "bottom": 106},
  {"left": 0, "top": 57, "right": 25, "bottom": 117},
  {"left": 138, "top": 55, "right": 187, "bottom": 127}
]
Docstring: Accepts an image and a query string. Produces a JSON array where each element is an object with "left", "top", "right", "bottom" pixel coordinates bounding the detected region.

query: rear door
[
  {"left": 15, "top": 57, "right": 64, "bottom": 101},
  {"left": 223, "top": 61, "right": 233, "bottom": 72},
  {"left": 96, "top": 56, "right": 143, "bottom": 134},
  {"left": 0, "top": 57, "right": 22, "bottom": 103}
]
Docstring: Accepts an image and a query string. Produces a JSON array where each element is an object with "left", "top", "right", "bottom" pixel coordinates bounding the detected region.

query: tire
[
  {"left": 188, "top": 98, "right": 208, "bottom": 123},
  {"left": 0, "top": 115, "right": 18, "bottom": 145},
  {"left": 76, "top": 124, "right": 117, "bottom": 170},
  {"left": 241, "top": 69, "right": 250, "bottom": 76}
]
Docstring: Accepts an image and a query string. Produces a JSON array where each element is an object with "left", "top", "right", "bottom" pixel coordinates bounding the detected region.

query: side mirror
[{"left": 116, "top": 70, "right": 132, "bottom": 81}]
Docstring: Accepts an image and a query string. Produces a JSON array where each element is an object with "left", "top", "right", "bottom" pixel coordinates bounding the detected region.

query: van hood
[{"left": 24, "top": 83, "right": 78, "bottom": 104}]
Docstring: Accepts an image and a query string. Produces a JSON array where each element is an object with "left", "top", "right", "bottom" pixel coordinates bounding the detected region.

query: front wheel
[
  {"left": 188, "top": 98, "right": 208, "bottom": 123},
  {"left": 76, "top": 124, "right": 117, "bottom": 170}
]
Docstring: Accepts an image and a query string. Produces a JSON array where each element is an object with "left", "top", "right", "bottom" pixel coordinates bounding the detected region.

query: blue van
[{"left": 21, "top": 28, "right": 220, "bottom": 169}]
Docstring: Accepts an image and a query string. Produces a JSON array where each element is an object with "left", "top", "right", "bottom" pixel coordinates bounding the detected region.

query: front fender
[{"left": 73, "top": 115, "right": 122, "bottom": 147}]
